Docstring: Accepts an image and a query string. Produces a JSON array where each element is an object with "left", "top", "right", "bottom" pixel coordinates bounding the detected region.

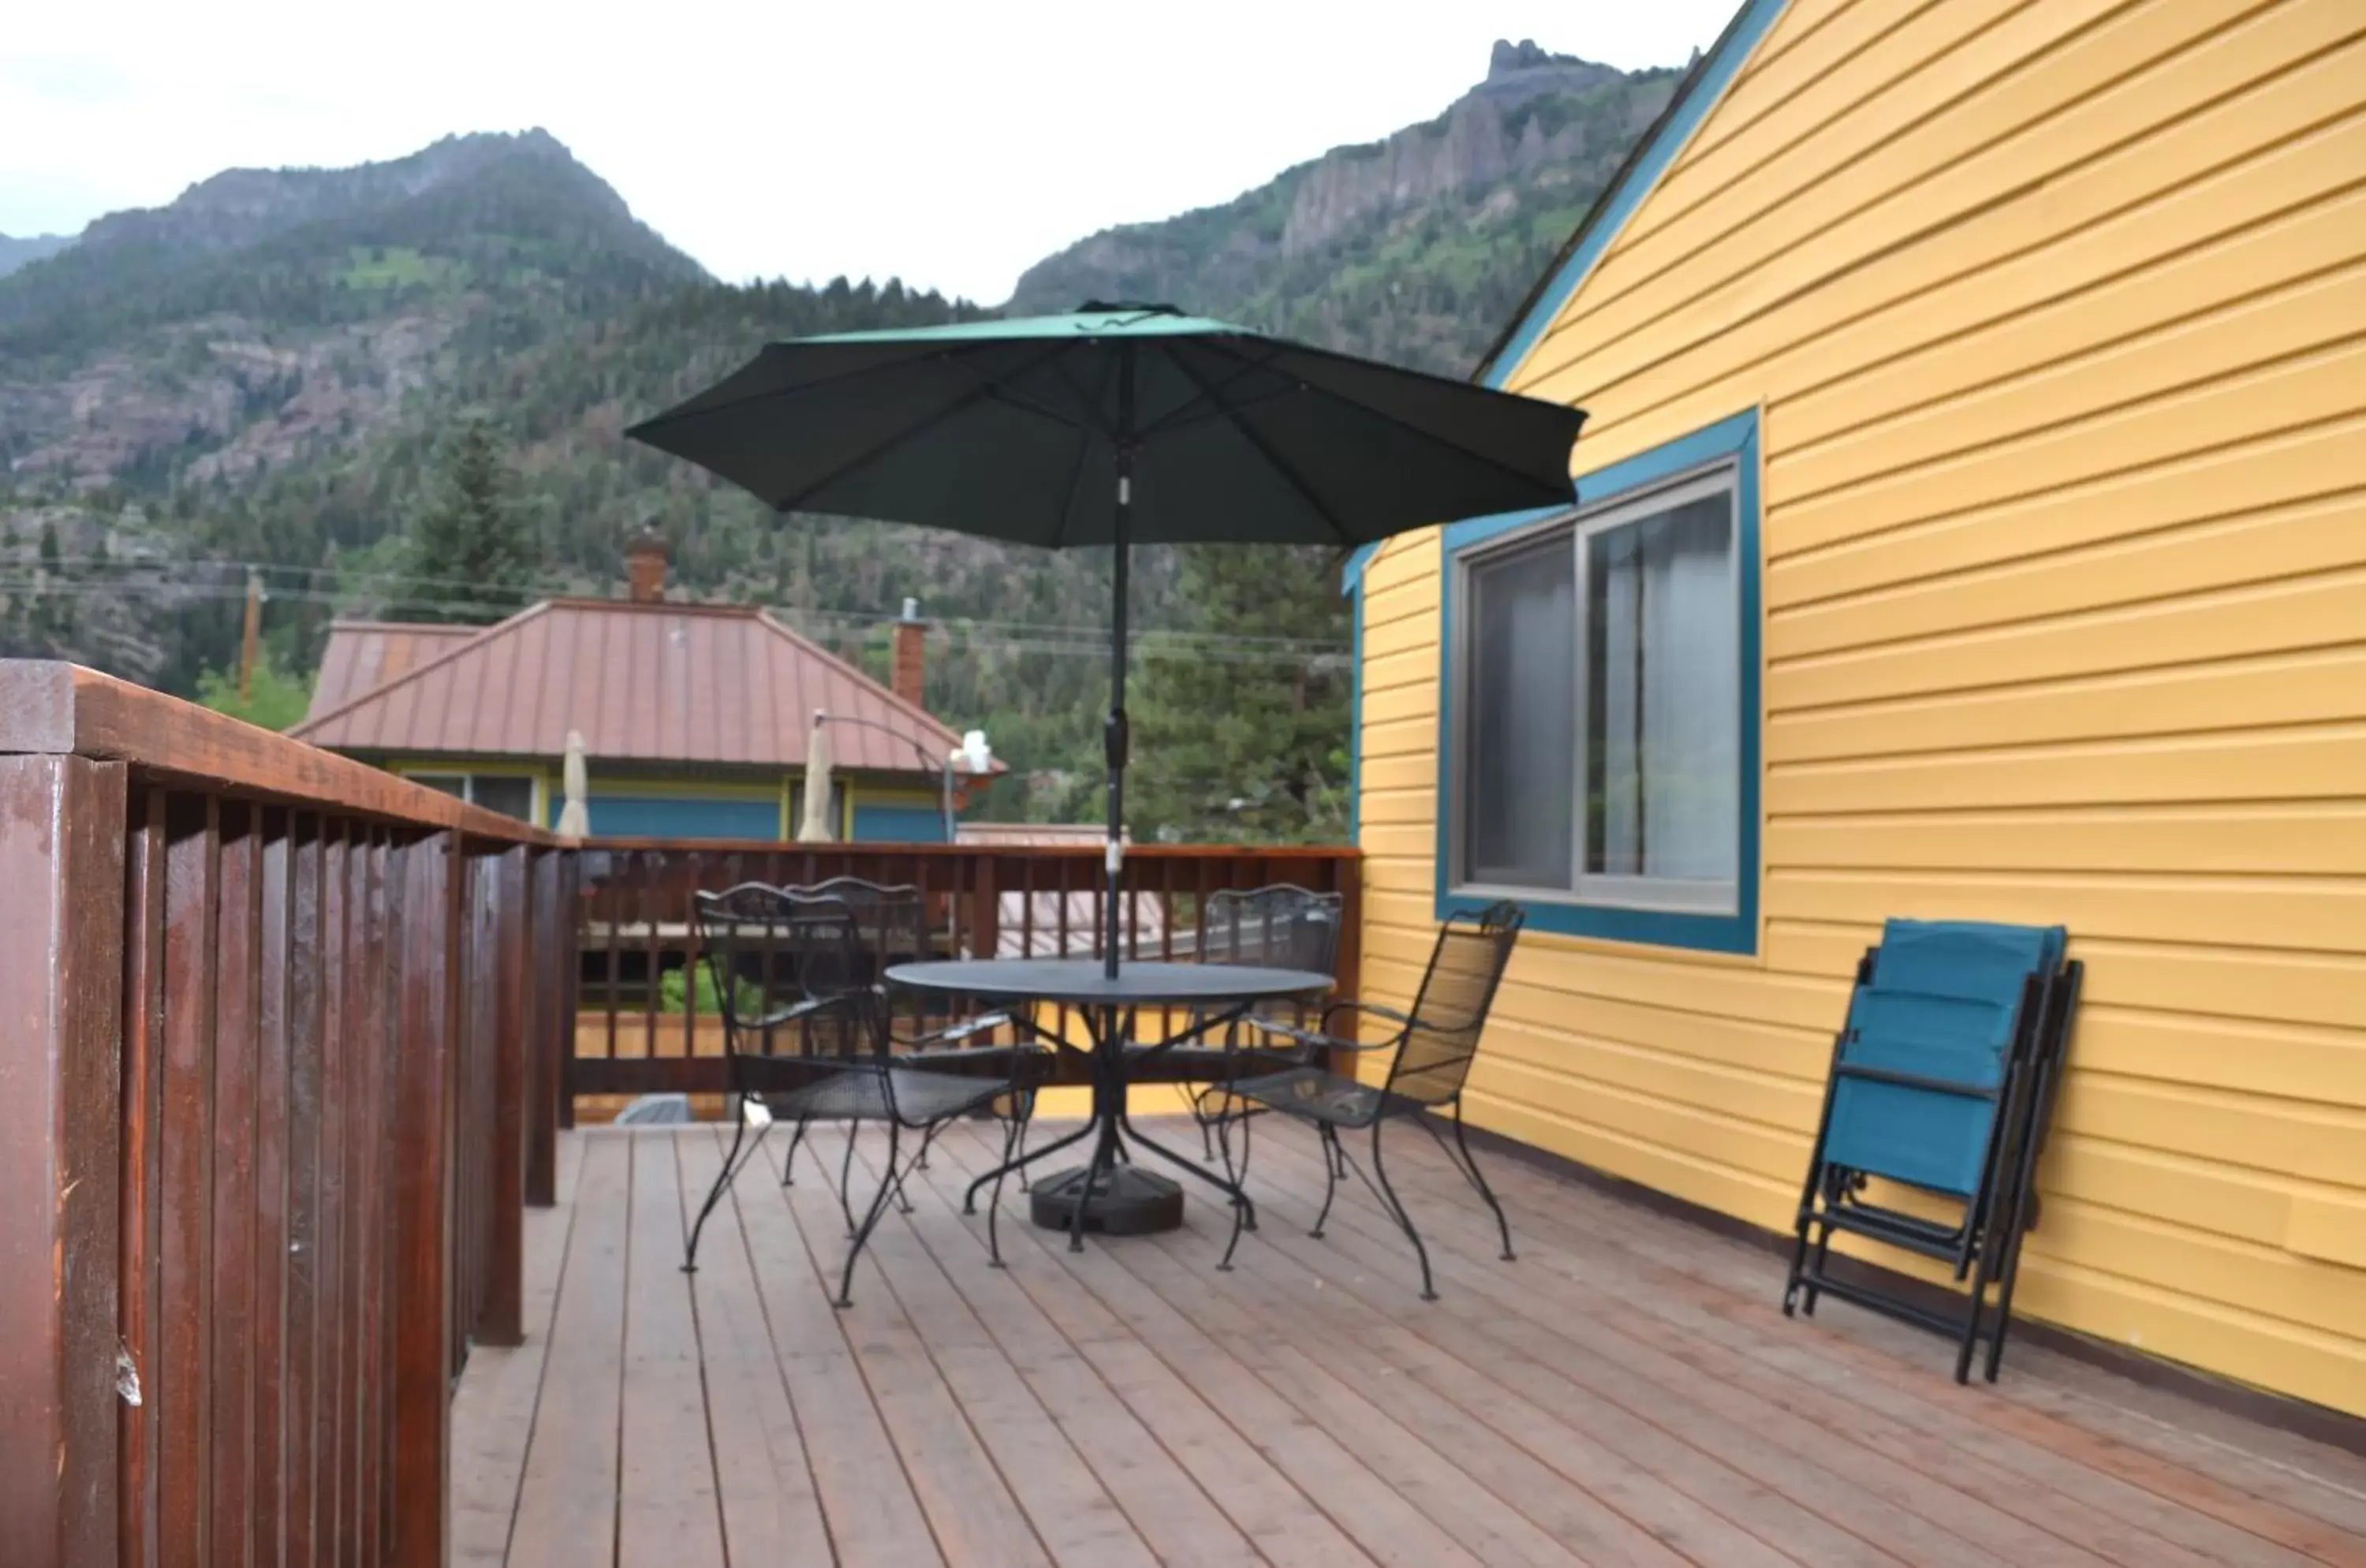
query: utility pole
[{"left": 238, "top": 569, "right": 263, "bottom": 704}]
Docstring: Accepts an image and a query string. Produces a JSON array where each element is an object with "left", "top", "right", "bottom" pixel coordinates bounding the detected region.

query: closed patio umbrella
[
  {"left": 629, "top": 303, "right": 1585, "bottom": 976},
  {"left": 798, "top": 710, "right": 835, "bottom": 842},
  {"left": 557, "top": 730, "right": 591, "bottom": 838}
]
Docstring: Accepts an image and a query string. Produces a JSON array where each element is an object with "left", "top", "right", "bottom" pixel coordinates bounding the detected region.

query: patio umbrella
[
  {"left": 798, "top": 710, "right": 835, "bottom": 841},
  {"left": 629, "top": 303, "right": 1586, "bottom": 976}
]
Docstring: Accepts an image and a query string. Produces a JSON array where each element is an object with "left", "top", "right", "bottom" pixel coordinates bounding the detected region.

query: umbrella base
[{"left": 1029, "top": 1163, "right": 1185, "bottom": 1235}]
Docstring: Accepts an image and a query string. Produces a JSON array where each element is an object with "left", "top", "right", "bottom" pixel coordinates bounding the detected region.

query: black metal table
[{"left": 885, "top": 959, "right": 1332, "bottom": 1247}]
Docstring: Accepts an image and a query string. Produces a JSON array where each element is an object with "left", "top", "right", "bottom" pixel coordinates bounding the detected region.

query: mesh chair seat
[
  {"left": 1220, "top": 1066, "right": 1427, "bottom": 1129},
  {"left": 763, "top": 1065, "right": 1013, "bottom": 1125}
]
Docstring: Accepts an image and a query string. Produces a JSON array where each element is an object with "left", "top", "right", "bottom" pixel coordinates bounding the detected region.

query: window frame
[{"left": 1434, "top": 409, "right": 1762, "bottom": 955}]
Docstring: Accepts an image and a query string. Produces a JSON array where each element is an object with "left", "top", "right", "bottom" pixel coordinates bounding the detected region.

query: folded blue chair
[{"left": 1783, "top": 919, "right": 2081, "bottom": 1382}]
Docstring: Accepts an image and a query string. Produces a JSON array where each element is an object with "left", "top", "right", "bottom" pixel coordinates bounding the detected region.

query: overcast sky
[{"left": 2, "top": 0, "right": 1740, "bottom": 304}]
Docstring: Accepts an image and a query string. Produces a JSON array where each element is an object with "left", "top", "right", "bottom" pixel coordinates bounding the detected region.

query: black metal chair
[
  {"left": 774, "top": 876, "right": 1036, "bottom": 1192},
  {"left": 1215, "top": 901, "right": 1524, "bottom": 1297},
  {"left": 1123, "top": 885, "right": 1344, "bottom": 1155},
  {"left": 681, "top": 886, "right": 1047, "bottom": 1305}
]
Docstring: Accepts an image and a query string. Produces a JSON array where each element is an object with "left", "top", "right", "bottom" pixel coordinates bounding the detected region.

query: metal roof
[
  {"left": 293, "top": 599, "right": 974, "bottom": 775},
  {"left": 306, "top": 621, "right": 483, "bottom": 717}
]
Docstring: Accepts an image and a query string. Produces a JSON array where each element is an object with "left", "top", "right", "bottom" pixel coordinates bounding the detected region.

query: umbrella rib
[
  {"left": 1054, "top": 345, "right": 1126, "bottom": 547},
  {"left": 769, "top": 341, "right": 1084, "bottom": 513},
  {"left": 626, "top": 345, "right": 947, "bottom": 438},
  {"left": 1194, "top": 336, "right": 1580, "bottom": 501},
  {"left": 1163, "top": 350, "right": 1360, "bottom": 546},
  {"left": 1132, "top": 343, "right": 1289, "bottom": 441}
]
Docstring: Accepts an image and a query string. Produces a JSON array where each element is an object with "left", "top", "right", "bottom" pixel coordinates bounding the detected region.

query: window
[
  {"left": 408, "top": 771, "right": 536, "bottom": 823},
  {"left": 1453, "top": 462, "right": 1743, "bottom": 918}
]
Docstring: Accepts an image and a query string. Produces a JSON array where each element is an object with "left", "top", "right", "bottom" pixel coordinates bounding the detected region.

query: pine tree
[
  {"left": 1129, "top": 545, "right": 1352, "bottom": 845},
  {"left": 399, "top": 414, "right": 534, "bottom": 623}
]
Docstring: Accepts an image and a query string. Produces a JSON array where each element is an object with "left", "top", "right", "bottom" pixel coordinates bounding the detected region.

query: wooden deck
[{"left": 453, "top": 1120, "right": 2366, "bottom": 1568}]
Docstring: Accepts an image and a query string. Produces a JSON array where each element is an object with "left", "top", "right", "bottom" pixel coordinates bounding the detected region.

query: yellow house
[{"left": 1346, "top": 0, "right": 2366, "bottom": 1419}]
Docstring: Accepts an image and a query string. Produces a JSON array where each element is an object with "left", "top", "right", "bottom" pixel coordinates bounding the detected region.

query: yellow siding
[{"left": 1357, "top": 0, "right": 2366, "bottom": 1416}]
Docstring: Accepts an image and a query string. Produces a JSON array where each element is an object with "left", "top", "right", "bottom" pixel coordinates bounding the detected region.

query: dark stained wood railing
[
  {"left": 0, "top": 661, "right": 572, "bottom": 1568},
  {"left": 566, "top": 839, "right": 1363, "bottom": 1108}
]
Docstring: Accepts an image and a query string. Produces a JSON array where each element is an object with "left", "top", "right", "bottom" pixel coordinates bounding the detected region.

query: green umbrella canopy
[{"left": 626, "top": 304, "right": 1587, "bottom": 546}]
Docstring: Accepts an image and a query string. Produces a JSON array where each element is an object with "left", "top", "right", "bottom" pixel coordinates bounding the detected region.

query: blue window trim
[
  {"left": 1433, "top": 409, "right": 1761, "bottom": 954},
  {"left": 1477, "top": 0, "right": 1792, "bottom": 390}
]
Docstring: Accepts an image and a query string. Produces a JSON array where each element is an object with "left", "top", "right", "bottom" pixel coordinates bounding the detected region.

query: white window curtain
[
  {"left": 1584, "top": 495, "right": 1737, "bottom": 888},
  {"left": 1466, "top": 536, "right": 1575, "bottom": 887}
]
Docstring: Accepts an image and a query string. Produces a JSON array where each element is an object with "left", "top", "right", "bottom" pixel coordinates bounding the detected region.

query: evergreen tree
[
  {"left": 399, "top": 414, "right": 533, "bottom": 622},
  {"left": 1129, "top": 545, "right": 1351, "bottom": 845}
]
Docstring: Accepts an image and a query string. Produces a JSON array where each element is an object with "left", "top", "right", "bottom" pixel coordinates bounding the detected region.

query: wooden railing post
[
  {"left": 524, "top": 848, "right": 559, "bottom": 1207},
  {"left": 0, "top": 754, "right": 127, "bottom": 1568},
  {"left": 388, "top": 831, "right": 456, "bottom": 1568},
  {"left": 480, "top": 845, "right": 530, "bottom": 1346}
]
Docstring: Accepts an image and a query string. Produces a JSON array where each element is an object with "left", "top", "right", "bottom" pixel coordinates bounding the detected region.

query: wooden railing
[
  {"left": 0, "top": 661, "right": 571, "bottom": 1568},
  {"left": 568, "top": 840, "right": 1364, "bottom": 1107}
]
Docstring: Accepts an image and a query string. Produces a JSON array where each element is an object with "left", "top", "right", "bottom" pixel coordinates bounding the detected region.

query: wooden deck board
[{"left": 466, "top": 1122, "right": 2366, "bottom": 1568}]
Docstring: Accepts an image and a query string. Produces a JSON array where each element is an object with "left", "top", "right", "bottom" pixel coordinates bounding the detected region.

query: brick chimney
[
  {"left": 891, "top": 597, "right": 926, "bottom": 707},
  {"left": 623, "top": 527, "right": 668, "bottom": 603}
]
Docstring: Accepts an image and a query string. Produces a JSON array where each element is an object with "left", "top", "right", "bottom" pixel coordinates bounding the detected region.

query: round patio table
[{"left": 886, "top": 959, "right": 1332, "bottom": 1246}]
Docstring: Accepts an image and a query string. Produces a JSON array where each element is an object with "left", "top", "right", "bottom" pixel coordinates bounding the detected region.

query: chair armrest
[
  {"left": 894, "top": 1010, "right": 1014, "bottom": 1049},
  {"left": 1248, "top": 1016, "right": 1396, "bottom": 1056},
  {"left": 1325, "top": 999, "right": 1411, "bottom": 1032},
  {"left": 745, "top": 995, "right": 841, "bottom": 1032}
]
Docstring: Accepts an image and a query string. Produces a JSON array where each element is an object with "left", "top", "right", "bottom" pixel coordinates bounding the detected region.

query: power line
[
  {"left": 9, "top": 556, "right": 1350, "bottom": 653},
  {"left": 0, "top": 577, "right": 1351, "bottom": 668}
]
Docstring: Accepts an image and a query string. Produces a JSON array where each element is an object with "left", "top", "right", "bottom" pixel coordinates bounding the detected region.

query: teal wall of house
[{"left": 375, "top": 756, "right": 948, "bottom": 842}]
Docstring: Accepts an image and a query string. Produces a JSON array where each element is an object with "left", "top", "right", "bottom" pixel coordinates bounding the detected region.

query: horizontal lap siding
[{"left": 1356, "top": 0, "right": 2366, "bottom": 1416}]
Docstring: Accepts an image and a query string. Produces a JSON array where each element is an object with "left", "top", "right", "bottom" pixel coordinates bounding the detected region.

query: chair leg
[
  {"left": 1310, "top": 1125, "right": 1342, "bottom": 1240},
  {"left": 1366, "top": 1121, "right": 1436, "bottom": 1301},
  {"left": 1016, "top": 1089, "right": 1034, "bottom": 1191},
  {"left": 685, "top": 1106, "right": 765, "bottom": 1274},
  {"left": 838, "top": 1122, "right": 862, "bottom": 1237},
  {"left": 779, "top": 1114, "right": 809, "bottom": 1187},
  {"left": 1218, "top": 1103, "right": 1252, "bottom": 1272},
  {"left": 894, "top": 1124, "right": 937, "bottom": 1215},
  {"left": 987, "top": 1111, "right": 1019, "bottom": 1268},
  {"left": 1447, "top": 1100, "right": 1514, "bottom": 1263},
  {"left": 835, "top": 1118, "right": 901, "bottom": 1310}
]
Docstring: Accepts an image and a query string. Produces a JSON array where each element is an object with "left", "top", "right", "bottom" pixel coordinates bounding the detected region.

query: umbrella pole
[{"left": 1104, "top": 449, "right": 1133, "bottom": 982}]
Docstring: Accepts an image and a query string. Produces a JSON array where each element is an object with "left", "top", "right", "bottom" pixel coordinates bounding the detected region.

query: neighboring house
[
  {"left": 1345, "top": 0, "right": 2366, "bottom": 1418},
  {"left": 294, "top": 533, "right": 991, "bottom": 840}
]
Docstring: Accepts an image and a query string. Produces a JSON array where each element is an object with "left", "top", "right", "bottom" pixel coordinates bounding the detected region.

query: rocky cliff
[{"left": 1009, "top": 41, "right": 1678, "bottom": 375}]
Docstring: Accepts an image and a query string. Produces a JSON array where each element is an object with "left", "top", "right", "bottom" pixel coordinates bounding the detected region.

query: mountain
[
  {"left": 1009, "top": 39, "right": 1681, "bottom": 376},
  {"left": 0, "top": 232, "right": 75, "bottom": 280}
]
